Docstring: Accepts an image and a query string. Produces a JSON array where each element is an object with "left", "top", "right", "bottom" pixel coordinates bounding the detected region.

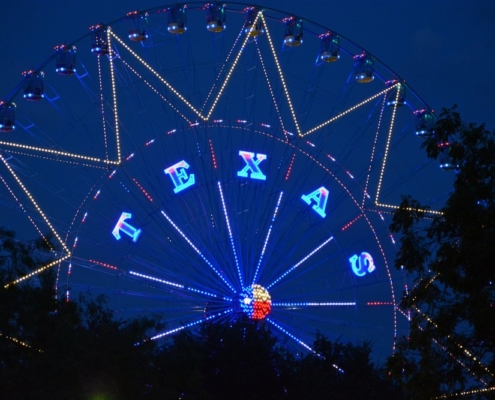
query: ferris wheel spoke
[
  {"left": 266, "top": 317, "right": 315, "bottom": 353},
  {"left": 160, "top": 209, "right": 236, "bottom": 293},
  {"left": 272, "top": 301, "right": 355, "bottom": 307},
  {"left": 128, "top": 270, "right": 232, "bottom": 301},
  {"left": 217, "top": 181, "right": 244, "bottom": 288},
  {"left": 252, "top": 190, "right": 284, "bottom": 285},
  {"left": 266, "top": 235, "right": 334, "bottom": 290},
  {"left": 146, "top": 309, "right": 233, "bottom": 343}
]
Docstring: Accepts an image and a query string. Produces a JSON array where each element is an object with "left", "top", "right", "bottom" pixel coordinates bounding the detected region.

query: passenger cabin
[
  {"left": 205, "top": 3, "right": 226, "bottom": 33},
  {"left": 22, "top": 71, "right": 45, "bottom": 101},
  {"left": 90, "top": 24, "right": 109, "bottom": 55},
  {"left": 244, "top": 7, "right": 264, "bottom": 37},
  {"left": 127, "top": 11, "right": 149, "bottom": 42},
  {"left": 0, "top": 101, "right": 16, "bottom": 132},
  {"left": 54, "top": 44, "right": 77, "bottom": 76},
  {"left": 319, "top": 32, "right": 339, "bottom": 63},
  {"left": 385, "top": 80, "right": 406, "bottom": 107},
  {"left": 283, "top": 17, "right": 303, "bottom": 47},
  {"left": 167, "top": 5, "right": 187, "bottom": 34},
  {"left": 354, "top": 54, "right": 374, "bottom": 83},
  {"left": 414, "top": 109, "right": 434, "bottom": 136}
]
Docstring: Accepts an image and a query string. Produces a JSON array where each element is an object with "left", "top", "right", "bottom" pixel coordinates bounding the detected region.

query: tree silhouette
[{"left": 387, "top": 106, "right": 495, "bottom": 397}]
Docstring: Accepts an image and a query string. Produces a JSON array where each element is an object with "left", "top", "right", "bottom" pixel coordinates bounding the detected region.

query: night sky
[
  {"left": 0, "top": 0, "right": 493, "bottom": 367},
  {"left": 1, "top": 0, "right": 494, "bottom": 129}
]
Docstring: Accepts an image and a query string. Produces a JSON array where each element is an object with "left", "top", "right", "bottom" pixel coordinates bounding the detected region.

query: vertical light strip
[
  {"left": 362, "top": 95, "right": 387, "bottom": 208},
  {"left": 252, "top": 191, "right": 283, "bottom": 284},
  {"left": 254, "top": 39, "right": 287, "bottom": 138},
  {"left": 374, "top": 84, "right": 400, "bottom": 205},
  {"left": 267, "top": 236, "right": 334, "bottom": 289},
  {"left": 161, "top": 210, "right": 236, "bottom": 293},
  {"left": 106, "top": 28, "right": 122, "bottom": 164},
  {"left": 217, "top": 181, "right": 243, "bottom": 288},
  {"left": 97, "top": 55, "right": 110, "bottom": 163},
  {"left": 200, "top": 20, "right": 246, "bottom": 115},
  {"left": 262, "top": 13, "right": 302, "bottom": 136}
]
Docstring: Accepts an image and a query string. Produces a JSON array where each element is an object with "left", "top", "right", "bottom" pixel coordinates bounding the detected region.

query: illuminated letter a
[{"left": 301, "top": 187, "right": 329, "bottom": 218}]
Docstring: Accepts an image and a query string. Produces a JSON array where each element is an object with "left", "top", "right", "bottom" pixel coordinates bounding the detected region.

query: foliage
[
  {"left": 153, "top": 318, "right": 400, "bottom": 399},
  {"left": 0, "top": 228, "right": 161, "bottom": 399},
  {"left": 387, "top": 106, "right": 495, "bottom": 397},
  {"left": 0, "top": 227, "right": 401, "bottom": 398}
]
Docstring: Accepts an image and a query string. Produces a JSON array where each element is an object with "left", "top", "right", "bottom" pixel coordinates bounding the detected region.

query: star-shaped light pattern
[{"left": 0, "top": 4, "right": 489, "bottom": 392}]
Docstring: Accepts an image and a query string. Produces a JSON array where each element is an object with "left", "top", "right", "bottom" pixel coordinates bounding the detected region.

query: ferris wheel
[{"left": 0, "top": 3, "right": 451, "bottom": 361}]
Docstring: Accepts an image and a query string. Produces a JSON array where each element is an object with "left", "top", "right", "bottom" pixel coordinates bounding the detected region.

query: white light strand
[
  {"left": 0, "top": 173, "right": 55, "bottom": 250},
  {"left": 362, "top": 95, "right": 387, "bottom": 208},
  {"left": 272, "top": 302, "right": 355, "bottom": 307},
  {"left": 108, "top": 30, "right": 206, "bottom": 120},
  {"left": 374, "top": 84, "right": 400, "bottom": 205},
  {"left": 200, "top": 16, "right": 247, "bottom": 115},
  {"left": 161, "top": 210, "right": 235, "bottom": 292},
  {"left": 302, "top": 84, "right": 397, "bottom": 137},
  {"left": 255, "top": 39, "right": 287, "bottom": 138},
  {"left": 261, "top": 14, "right": 301, "bottom": 136},
  {"left": 205, "top": 12, "right": 260, "bottom": 121},
  {"left": 375, "top": 202, "right": 443, "bottom": 216},
  {"left": 434, "top": 386, "right": 495, "bottom": 399},
  {"left": 106, "top": 28, "right": 122, "bottom": 164},
  {"left": 217, "top": 181, "right": 243, "bottom": 288},
  {"left": 267, "top": 236, "right": 334, "bottom": 289},
  {"left": 97, "top": 54, "right": 110, "bottom": 163},
  {"left": 0, "top": 333, "right": 43, "bottom": 353},
  {"left": 147, "top": 309, "right": 232, "bottom": 341},
  {"left": 0, "top": 153, "right": 70, "bottom": 254},
  {"left": 119, "top": 58, "right": 192, "bottom": 125},
  {"left": 0, "top": 141, "right": 119, "bottom": 165},
  {"left": 252, "top": 191, "right": 283, "bottom": 284},
  {"left": 4, "top": 255, "right": 69, "bottom": 288},
  {"left": 413, "top": 306, "right": 494, "bottom": 379},
  {"left": 129, "top": 270, "right": 184, "bottom": 289}
]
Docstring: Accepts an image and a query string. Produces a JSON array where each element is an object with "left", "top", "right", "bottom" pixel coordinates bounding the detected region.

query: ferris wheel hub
[{"left": 237, "top": 284, "right": 272, "bottom": 320}]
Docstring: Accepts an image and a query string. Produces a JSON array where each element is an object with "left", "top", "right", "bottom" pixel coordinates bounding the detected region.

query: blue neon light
[
  {"left": 112, "top": 212, "right": 142, "bottom": 242},
  {"left": 237, "top": 150, "right": 267, "bottom": 180},
  {"left": 349, "top": 252, "right": 376, "bottom": 277},
  {"left": 301, "top": 186, "right": 329, "bottom": 218},
  {"left": 164, "top": 160, "right": 195, "bottom": 193}
]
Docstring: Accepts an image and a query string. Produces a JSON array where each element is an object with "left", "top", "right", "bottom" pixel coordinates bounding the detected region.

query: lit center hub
[{"left": 239, "top": 284, "right": 272, "bottom": 320}]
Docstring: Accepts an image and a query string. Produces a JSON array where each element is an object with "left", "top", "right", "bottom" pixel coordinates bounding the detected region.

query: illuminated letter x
[{"left": 237, "top": 151, "right": 267, "bottom": 181}]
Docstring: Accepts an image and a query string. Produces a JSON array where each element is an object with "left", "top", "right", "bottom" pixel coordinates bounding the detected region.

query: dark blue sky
[
  {"left": 0, "top": 1, "right": 491, "bottom": 368},
  {"left": 1, "top": 0, "right": 494, "bottom": 129}
]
